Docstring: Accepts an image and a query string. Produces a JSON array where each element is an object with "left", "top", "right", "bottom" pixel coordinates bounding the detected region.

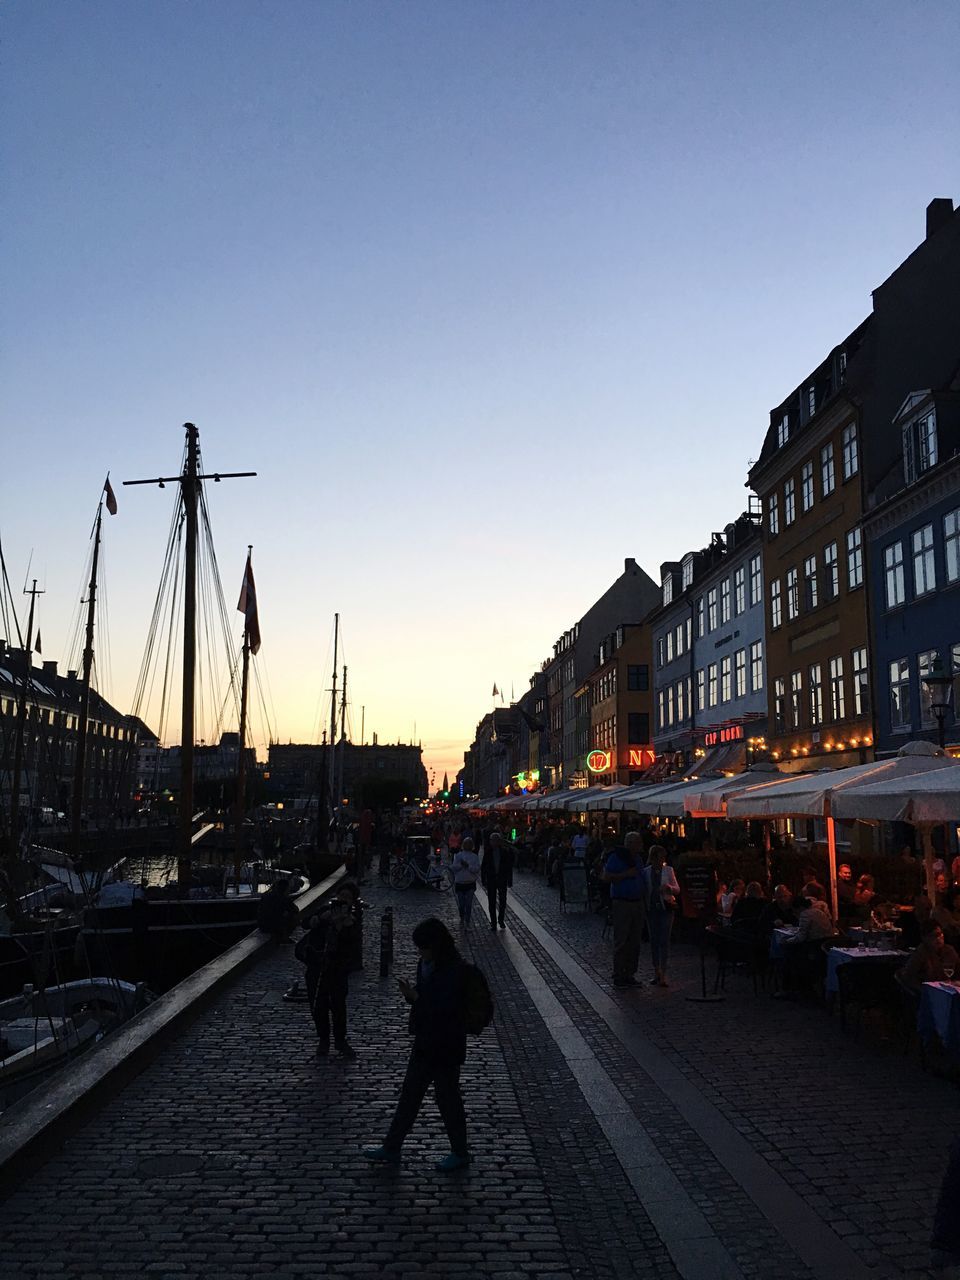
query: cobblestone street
[{"left": 1, "top": 868, "right": 957, "bottom": 1279}]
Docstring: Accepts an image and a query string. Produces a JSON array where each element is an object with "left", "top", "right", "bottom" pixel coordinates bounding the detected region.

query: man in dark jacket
[
  {"left": 298, "top": 881, "right": 360, "bottom": 1058},
  {"left": 363, "top": 917, "right": 473, "bottom": 1171},
  {"left": 481, "top": 832, "right": 514, "bottom": 931}
]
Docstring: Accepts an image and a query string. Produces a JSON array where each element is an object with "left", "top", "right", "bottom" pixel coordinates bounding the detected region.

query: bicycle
[{"left": 389, "top": 851, "right": 454, "bottom": 892}]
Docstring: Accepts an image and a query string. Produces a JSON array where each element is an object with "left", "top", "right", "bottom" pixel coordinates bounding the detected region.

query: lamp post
[{"left": 922, "top": 655, "right": 954, "bottom": 751}]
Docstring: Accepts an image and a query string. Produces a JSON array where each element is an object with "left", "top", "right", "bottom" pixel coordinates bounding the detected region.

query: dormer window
[
  {"left": 777, "top": 413, "right": 790, "bottom": 448},
  {"left": 807, "top": 386, "right": 817, "bottom": 418},
  {"left": 681, "top": 556, "right": 694, "bottom": 590},
  {"left": 662, "top": 575, "right": 674, "bottom": 607},
  {"left": 903, "top": 409, "right": 938, "bottom": 485},
  {"left": 838, "top": 351, "right": 847, "bottom": 385}
]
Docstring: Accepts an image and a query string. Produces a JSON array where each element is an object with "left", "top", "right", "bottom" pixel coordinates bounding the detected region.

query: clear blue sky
[{"left": 2, "top": 1, "right": 958, "bottom": 784}]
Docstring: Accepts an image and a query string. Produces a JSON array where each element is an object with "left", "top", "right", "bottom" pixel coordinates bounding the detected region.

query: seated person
[
  {"left": 932, "top": 887, "right": 960, "bottom": 946},
  {"left": 758, "top": 883, "right": 799, "bottom": 938},
  {"left": 779, "top": 882, "right": 836, "bottom": 993},
  {"left": 836, "top": 863, "right": 856, "bottom": 919},
  {"left": 720, "top": 879, "right": 745, "bottom": 927},
  {"left": 853, "top": 874, "right": 877, "bottom": 917},
  {"left": 730, "top": 882, "right": 766, "bottom": 936},
  {"left": 899, "top": 921, "right": 959, "bottom": 993},
  {"left": 792, "top": 882, "right": 835, "bottom": 943}
]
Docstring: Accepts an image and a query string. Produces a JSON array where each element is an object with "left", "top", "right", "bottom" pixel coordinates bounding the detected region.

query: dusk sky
[{"left": 2, "top": 1, "right": 958, "bottom": 787}]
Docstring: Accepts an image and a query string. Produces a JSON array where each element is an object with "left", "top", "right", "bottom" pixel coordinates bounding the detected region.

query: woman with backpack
[{"left": 362, "top": 916, "right": 491, "bottom": 1172}]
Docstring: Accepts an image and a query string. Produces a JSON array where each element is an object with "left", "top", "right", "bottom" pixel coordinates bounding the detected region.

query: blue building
[{"left": 864, "top": 386, "right": 960, "bottom": 756}]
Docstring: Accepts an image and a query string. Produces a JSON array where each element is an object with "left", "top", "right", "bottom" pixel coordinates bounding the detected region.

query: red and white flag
[
  {"left": 237, "top": 553, "right": 261, "bottom": 654},
  {"left": 104, "top": 476, "right": 118, "bottom": 515},
  {"left": 492, "top": 683, "right": 499, "bottom": 698}
]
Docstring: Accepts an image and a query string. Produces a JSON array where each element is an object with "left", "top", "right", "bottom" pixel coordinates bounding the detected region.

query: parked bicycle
[{"left": 389, "top": 849, "right": 454, "bottom": 892}]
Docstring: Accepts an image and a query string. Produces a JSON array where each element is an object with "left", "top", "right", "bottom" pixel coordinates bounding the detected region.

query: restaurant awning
[
  {"left": 684, "top": 741, "right": 745, "bottom": 777},
  {"left": 829, "top": 760, "right": 960, "bottom": 825},
  {"left": 566, "top": 785, "right": 635, "bottom": 812},
  {"left": 681, "top": 763, "right": 782, "bottom": 817},
  {"left": 606, "top": 777, "right": 709, "bottom": 816}
]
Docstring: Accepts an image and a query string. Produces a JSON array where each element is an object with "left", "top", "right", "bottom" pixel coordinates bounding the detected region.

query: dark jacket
[
  {"left": 297, "top": 904, "right": 358, "bottom": 978},
  {"left": 410, "top": 958, "right": 467, "bottom": 1066},
  {"left": 480, "top": 842, "right": 514, "bottom": 889},
  {"left": 257, "top": 886, "right": 299, "bottom": 937}
]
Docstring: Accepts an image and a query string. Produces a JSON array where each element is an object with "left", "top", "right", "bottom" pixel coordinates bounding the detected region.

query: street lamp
[{"left": 922, "top": 655, "right": 954, "bottom": 751}]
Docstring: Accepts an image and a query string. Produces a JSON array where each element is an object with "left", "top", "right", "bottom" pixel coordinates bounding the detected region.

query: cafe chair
[
  {"left": 707, "top": 924, "right": 763, "bottom": 997},
  {"left": 894, "top": 973, "right": 927, "bottom": 1069},
  {"left": 836, "top": 958, "right": 901, "bottom": 1037}
]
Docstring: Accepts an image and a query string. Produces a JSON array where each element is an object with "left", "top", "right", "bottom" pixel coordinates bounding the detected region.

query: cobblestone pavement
[
  {"left": 508, "top": 869, "right": 960, "bottom": 1280},
  {"left": 0, "top": 869, "right": 956, "bottom": 1279}
]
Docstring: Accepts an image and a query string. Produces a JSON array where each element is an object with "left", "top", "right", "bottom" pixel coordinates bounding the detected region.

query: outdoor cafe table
[
  {"left": 825, "top": 945, "right": 909, "bottom": 995},
  {"left": 919, "top": 981, "right": 960, "bottom": 1060},
  {"left": 770, "top": 926, "right": 798, "bottom": 959}
]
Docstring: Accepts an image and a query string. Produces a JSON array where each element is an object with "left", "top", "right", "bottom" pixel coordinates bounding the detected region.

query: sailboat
[{"left": 77, "top": 426, "right": 305, "bottom": 991}]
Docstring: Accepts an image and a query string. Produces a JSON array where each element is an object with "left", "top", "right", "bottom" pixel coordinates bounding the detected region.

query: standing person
[
  {"left": 571, "top": 827, "right": 589, "bottom": 861},
  {"left": 297, "top": 880, "right": 360, "bottom": 1058},
  {"left": 601, "top": 830, "right": 646, "bottom": 987},
  {"left": 452, "top": 836, "right": 480, "bottom": 925},
  {"left": 481, "top": 832, "right": 514, "bottom": 931},
  {"left": 643, "top": 845, "right": 681, "bottom": 987},
  {"left": 363, "top": 917, "right": 481, "bottom": 1171}
]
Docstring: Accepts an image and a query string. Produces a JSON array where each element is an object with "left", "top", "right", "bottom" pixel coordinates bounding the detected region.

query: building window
[
  {"left": 657, "top": 637, "right": 665, "bottom": 669},
  {"left": 821, "top": 442, "right": 836, "bottom": 497},
  {"left": 734, "top": 566, "right": 746, "bottom": 616},
  {"left": 681, "top": 557, "right": 694, "bottom": 590},
  {"left": 750, "top": 640, "right": 763, "bottom": 693},
  {"left": 838, "top": 350, "right": 847, "bottom": 385},
  {"left": 829, "top": 656, "right": 846, "bottom": 721},
  {"left": 749, "top": 554, "right": 762, "bottom": 607},
  {"left": 720, "top": 578, "right": 731, "bottom": 624},
  {"left": 945, "top": 509, "right": 960, "bottom": 585},
  {"left": 667, "top": 685, "right": 675, "bottom": 726},
  {"left": 918, "top": 651, "right": 940, "bottom": 729},
  {"left": 708, "top": 663, "right": 718, "bottom": 709},
  {"left": 628, "top": 712, "right": 649, "bottom": 743},
  {"left": 721, "top": 656, "right": 732, "bottom": 703},
  {"left": 903, "top": 410, "right": 938, "bottom": 485},
  {"left": 734, "top": 649, "right": 746, "bottom": 699},
  {"left": 657, "top": 690, "right": 665, "bottom": 731},
  {"left": 809, "top": 664, "right": 824, "bottom": 727},
  {"left": 807, "top": 385, "right": 817, "bottom": 418},
  {"left": 824, "top": 542, "right": 839, "bottom": 600},
  {"left": 889, "top": 657, "right": 911, "bottom": 731},
  {"left": 707, "top": 588, "right": 718, "bottom": 632},
  {"left": 663, "top": 576, "right": 674, "bottom": 607},
  {"left": 777, "top": 413, "right": 789, "bottom": 448},
  {"left": 770, "top": 580, "right": 782, "bottom": 630},
  {"left": 884, "top": 541, "right": 906, "bottom": 609},
  {"left": 784, "top": 478, "right": 796, "bottom": 526},
  {"left": 696, "top": 669, "right": 705, "bottom": 712},
  {"left": 790, "top": 671, "right": 803, "bottom": 730},
  {"left": 804, "top": 555, "right": 818, "bottom": 611},
  {"left": 953, "top": 643, "right": 960, "bottom": 712},
  {"left": 847, "top": 527, "right": 863, "bottom": 589},
  {"left": 786, "top": 568, "right": 799, "bottom": 621},
  {"left": 696, "top": 596, "right": 705, "bottom": 638},
  {"left": 774, "top": 677, "right": 786, "bottom": 734},
  {"left": 768, "top": 493, "right": 780, "bottom": 537},
  {"left": 913, "top": 524, "right": 936, "bottom": 596},
  {"left": 842, "top": 423, "right": 859, "bottom": 479},
  {"left": 666, "top": 631, "right": 674, "bottom": 663},
  {"left": 627, "top": 665, "right": 649, "bottom": 691},
  {"left": 801, "top": 461, "right": 814, "bottom": 512},
  {"left": 852, "top": 647, "right": 869, "bottom": 718},
  {"left": 676, "top": 679, "right": 686, "bottom": 724}
]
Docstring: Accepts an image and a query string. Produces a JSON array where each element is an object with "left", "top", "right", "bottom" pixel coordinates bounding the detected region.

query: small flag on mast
[
  {"left": 237, "top": 552, "right": 261, "bottom": 654},
  {"left": 34, "top": 631, "right": 42, "bottom": 656},
  {"left": 104, "top": 476, "right": 118, "bottom": 515},
  {"left": 492, "top": 683, "right": 499, "bottom": 698}
]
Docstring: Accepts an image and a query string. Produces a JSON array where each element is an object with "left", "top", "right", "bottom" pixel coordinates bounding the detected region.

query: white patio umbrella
[
  {"left": 567, "top": 785, "right": 634, "bottom": 812},
  {"left": 681, "top": 764, "right": 782, "bottom": 817},
  {"left": 725, "top": 742, "right": 957, "bottom": 916},
  {"left": 612, "top": 777, "right": 713, "bottom": 817}
]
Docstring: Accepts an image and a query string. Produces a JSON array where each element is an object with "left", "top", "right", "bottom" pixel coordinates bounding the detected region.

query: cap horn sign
[{"left": 586, "top": 749, "right": 611, "bottom": 773}]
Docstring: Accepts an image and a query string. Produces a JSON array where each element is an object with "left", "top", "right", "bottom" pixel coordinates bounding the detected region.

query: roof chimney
[
  {"left": 624, "top": 557, "right": 637, "bottom": 573},
  {"left": 43, "top": 660, "right": 58, "bottom": 678},
  {"left": 926, "top": 198, "right": 954, "bottom": 239}
]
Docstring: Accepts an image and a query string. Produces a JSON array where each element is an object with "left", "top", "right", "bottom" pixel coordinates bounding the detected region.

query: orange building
[{"left": 585, "top": 622, "right": 655, "bottom": 785}]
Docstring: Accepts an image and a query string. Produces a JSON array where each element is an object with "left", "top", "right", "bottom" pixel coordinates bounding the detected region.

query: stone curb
[{"left": 0, "top": 867, "right": 345, "bottom": 1191}]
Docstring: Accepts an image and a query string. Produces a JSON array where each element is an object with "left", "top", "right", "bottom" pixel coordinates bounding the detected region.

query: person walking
[
  {"left": 452, "top": 836, "right": 480, "bottom": 925},
  {"left": 643, "top": 845, "right": 681, "bottom": 987},
  {"left": 362, "top": 917, "right": 475, "bottom": 1171},
  {"left": 601, "top": 831, "right": 646, "bottom": 987},
  {"left": 297, "top": 880, "right": 360, "bottom": 1058},
  {"left": 481, "top": 832, "right": 514, "bottom": 931}
]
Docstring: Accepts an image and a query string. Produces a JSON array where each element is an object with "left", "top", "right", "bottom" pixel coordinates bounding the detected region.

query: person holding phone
[{"left": 363, "top": 917, "right": 471, "bottom": 1171}]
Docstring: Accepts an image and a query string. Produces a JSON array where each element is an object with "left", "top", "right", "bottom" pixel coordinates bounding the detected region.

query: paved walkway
[{"left": 0, "top": 867, "right": 956, "bottom": 1279}]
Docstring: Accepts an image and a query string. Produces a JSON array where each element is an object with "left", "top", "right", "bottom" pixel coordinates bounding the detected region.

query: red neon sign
[
  {"left": 586, "top": 749, "right": 611, "bottom": 773},
  {"left": 628, "top": 748, "right": 655, "bottom": 768},
  {"left": 704, "top": 724, "right": 744, "bottom": 747}
]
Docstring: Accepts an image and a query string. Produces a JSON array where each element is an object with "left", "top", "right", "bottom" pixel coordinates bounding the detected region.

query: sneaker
[
  {"left": 362, "top": 1145, "right": 400, "bottom": 1165},
  {"left": 435, "top": 1152, "right": 470, "bottom": 1172},
  {"left": 335, "top": 1041, "right": 356, "bottom": 1059}
]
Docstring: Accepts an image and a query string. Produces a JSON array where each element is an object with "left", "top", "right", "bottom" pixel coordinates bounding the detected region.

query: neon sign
[
  {"left": 586, "top": 750, "right": 611, "bottom": 773},
  {"left": 704, "top": 724, "right": 744, "bottom": 747},
  {"left": 628, "top": 748, "right": 655, "bottom": 768}
]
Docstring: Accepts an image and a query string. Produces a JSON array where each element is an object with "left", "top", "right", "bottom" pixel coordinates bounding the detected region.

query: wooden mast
[
  {"left": 124, "top": 423, "right": 256, "bottom": 894},
  {"left": 328, "top": 613, "right": 339, "bottom": 816},
  {"left": 71, "top": 502, "right": 103, "bottom": 861},
  {"left": 234, "top": 545, "right": 253, "bottom": 886},
  {"left": 9, "top": 580, "right": 42, "bottom": 852},
  {"left": 336, "top": 663, "right": 348, "bottom": 810}
]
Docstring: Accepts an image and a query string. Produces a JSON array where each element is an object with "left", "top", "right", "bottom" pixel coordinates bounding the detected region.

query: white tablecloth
[{"left": 826, "top": 946, "right": 907, "bottom": 995}]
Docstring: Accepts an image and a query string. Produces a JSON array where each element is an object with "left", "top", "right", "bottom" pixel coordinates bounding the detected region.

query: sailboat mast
[
  {"left": 10, "top": 580, "right": 41, "bottom": 851},
  {"left": 328, "top": 613, "right": 339, "bottom": 808},
  {"left": 234, "top": 546, "right": 252, "bottom": 877},
  {"left": 336, "top": 664, "right": 348, "bottom": 808},
  {"left": 71, "top": 503, "right": 103, "bottom": 860},
  {"left": 179, "top": 424, "right": 200, "bottom": 890}
]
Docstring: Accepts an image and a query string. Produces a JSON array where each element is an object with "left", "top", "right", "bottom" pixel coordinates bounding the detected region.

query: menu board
[
  {"left": 678, "top": 860, "right": 717, "bottom": 919},
  {"left": 561, "top": 860, "right": 589, "bottom": 909}
]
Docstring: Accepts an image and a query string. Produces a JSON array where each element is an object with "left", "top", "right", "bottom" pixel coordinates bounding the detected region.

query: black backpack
[{"left": 461, "top": 962, "right": 494, "bottom": 1035}]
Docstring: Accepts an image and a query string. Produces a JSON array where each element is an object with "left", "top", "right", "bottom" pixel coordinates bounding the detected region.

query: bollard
[{"left": 379, "top": 905, "right": 393, "bottom": 978}]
